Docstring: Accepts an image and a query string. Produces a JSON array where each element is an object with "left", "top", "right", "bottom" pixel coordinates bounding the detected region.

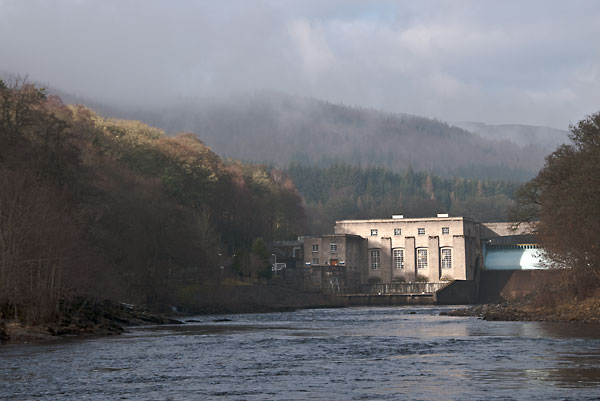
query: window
[
  {"left": 312, "top": 244, "right": 319, "bottom": 252},
  {"left": 330, "top": 242, "right": 338, "bottom": 252},
  {"left": 417, "top": 249, "right": 428, "bottom": 269},
  {"left": 441, "top": 248, "right": 452, "bottom": 269},
  {"left": 394, "top": 228, "right": 402, "bottom": 236},
  {"left": 393, "top": 249, "right": 404, "bottom": 269},
  {"left": 442, "top": 227, "right": 449, "bottom": 235},
  {"left": 311, "top": 257, "right": 319, "bottom": 265},
  {"left": 370, "top": 250, "right": 380, "bottom": 270},
  {"left": 370, "top": 229, "right": 378, "bottom": 236},
  {"left": 418, "top": 228, "right": 425, "bottom": 235}
]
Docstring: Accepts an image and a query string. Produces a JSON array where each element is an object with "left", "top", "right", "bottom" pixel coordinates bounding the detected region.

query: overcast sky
[{"left": 1, "top": 0, "right": 599, "bottom": 129}]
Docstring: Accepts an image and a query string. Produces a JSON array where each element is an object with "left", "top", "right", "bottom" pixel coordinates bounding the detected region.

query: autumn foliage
[
  {"left": 0, "top": 79, "right": 305, "bottom": 323},
  {"left": 511, "top": 111, "right": 600, "bottom": 293}
]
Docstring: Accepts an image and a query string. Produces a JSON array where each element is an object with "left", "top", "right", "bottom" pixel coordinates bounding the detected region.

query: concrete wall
[
  {"left": 362, "top": 282, "right": 446, "bottom": 294},
  {"left": 303, "top": 235, "right": 366, "bottom": 270},
  {"left": 479, "top": 222, "right": 533, "bottom": 238},
  {"left": 478, "top": 270, "right": 561, "bottom": 303},
  {"left": 336, "top": 217, "right": 468, "bottom": 248},
  {"left": 336, "top": 293, "right": 436, "bottom": 306},
  {"left": 451, "top": 235, "right": 467, "bottom": 280},
  {"left": 380, "top": 237, "right": 392, "bottom": 282},
  {"left": 428, "top": 236, "right": 440, "bottom": 281},
  {"left": 404, "top": 236, "right": 416, "bottom": 282},
  {"left": 435, "top": 280, "right": 477, "bottom": 304},
  {"left": 303, "top": 218, "right": 534, "bottom": 290},
  {"left": 280, "top": 268, "right": 305, "bottom": 290},
  {"left": 335, "top": 217, "right": 477, "bottom": 284},
  {"left": 299, "top": 265, "right": 362, "bottom": 293}
]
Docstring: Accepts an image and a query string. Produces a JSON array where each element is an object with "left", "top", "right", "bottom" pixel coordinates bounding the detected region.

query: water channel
[{"left": 2, "top": 306, "right": 600, "bottom": 400}]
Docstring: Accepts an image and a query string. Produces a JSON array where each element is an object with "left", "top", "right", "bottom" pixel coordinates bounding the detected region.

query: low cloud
[{"left": 1, "top": 0, "right": 598, "bottom": 128}]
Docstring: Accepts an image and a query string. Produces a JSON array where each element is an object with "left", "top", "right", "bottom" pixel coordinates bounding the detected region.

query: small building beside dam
[{"left": 287, "top": 215, "right": 548, "bottom": 304}]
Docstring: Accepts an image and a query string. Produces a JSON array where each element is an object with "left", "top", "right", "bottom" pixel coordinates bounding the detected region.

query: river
[{"left": 1, "top": 306, "right": 600, "bottom": 400}]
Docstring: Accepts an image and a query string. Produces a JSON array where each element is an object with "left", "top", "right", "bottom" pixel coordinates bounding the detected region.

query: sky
[{"left": 1, "top": 0, "right": 599, "bottom": 129}]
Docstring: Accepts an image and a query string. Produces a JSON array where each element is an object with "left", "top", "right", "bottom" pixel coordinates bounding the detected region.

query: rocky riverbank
[
  {"left": 446, "top": 290, "right": 600, "bottom": 323},
  {"left": 1, "top": 286, "right": 343, "bottom": 345},
  {"left": 1, "top": 298, "right": 183, "bottom": 345}
]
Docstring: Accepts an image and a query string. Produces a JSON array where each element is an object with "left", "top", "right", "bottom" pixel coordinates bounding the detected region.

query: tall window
[
  {"left": 442, "top": 227, "right": 449, "bottom": 235},
  {"left": 312, "top": 244, "right": 319, "bottom": 252},
  {"left": 393, "top": 249, "right": 404, "bottom": 269},
  {"left": 417, "top": 249, "right": 428, "bottom": 269},
  {"left": 312, "top": 257, "right": 319, "bottom": 265},
  {"left": 394, "top": 228, "right": 401, "bottom": 236},
  {"left": 370, "top": 250, "right": 380, "bottom": 270},
  {"left": 441, "top": 248, "right": 452, "bottom": 269},
  {"left": 330, "top": 242, "right": 338, "bottom": 252},
  {"left": 370, "top": 229, "right": 378, "bottom": 236},
  {"left": 418, "top": 228, "right": 425, "bottom": 235}
]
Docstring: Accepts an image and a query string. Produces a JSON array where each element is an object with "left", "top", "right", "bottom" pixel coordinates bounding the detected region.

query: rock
[
  {"left": 1, "top": 296, "right": 185, "bottom": 345},
  {"left": 0, "top": 323, "right": 8, "bottom": 344}
]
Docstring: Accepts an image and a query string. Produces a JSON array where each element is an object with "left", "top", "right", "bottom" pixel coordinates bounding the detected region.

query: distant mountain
[
  {"left": 452, "top": 121, "right": 569, "bottom": 154},
  {"left": 43, "top": 86, "right": 553, "bottom": 180}
]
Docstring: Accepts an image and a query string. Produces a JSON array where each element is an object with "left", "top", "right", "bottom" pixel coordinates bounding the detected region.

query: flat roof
[
  {"left": 336, "top": 216, "right": 473, "bottom": 224},
  {"left": 319, "top": 233, "right": 364, "bottom": 239}
]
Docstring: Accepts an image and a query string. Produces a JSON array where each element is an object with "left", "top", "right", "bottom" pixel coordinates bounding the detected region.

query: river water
[{"left": 2, "top": 306, "right": 600, "bottom": 400}]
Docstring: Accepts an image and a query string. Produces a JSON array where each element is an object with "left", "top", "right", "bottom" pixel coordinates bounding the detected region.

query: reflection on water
[{"left": 1, "top": 306, "right": 600, "bottom": 400}]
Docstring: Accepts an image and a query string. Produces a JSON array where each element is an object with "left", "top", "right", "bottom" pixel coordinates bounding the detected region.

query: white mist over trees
[{"left": 118, "top": 92, "right": 551, "bottom": 181}]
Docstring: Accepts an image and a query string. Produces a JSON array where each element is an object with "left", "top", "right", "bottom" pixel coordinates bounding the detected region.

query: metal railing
[{"left": 360, "top": 282, "right": 448, "bottom": 294}]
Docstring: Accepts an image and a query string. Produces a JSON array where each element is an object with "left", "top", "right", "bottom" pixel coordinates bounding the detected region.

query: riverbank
[
  {"left": 447, "top": 287, "right": 600, "bottom": 323},
  {"left": 1, "top": 285, "right": 345, "bottom": 345},
  {"left": 0, "top": 298, "right": 183, "bottom": 345}
]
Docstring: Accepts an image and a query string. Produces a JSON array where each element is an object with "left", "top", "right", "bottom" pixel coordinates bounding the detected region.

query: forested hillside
[
  {"left": 0, "top": 79, "right": 533, "bottom": 326},
  {"left": 121, "top": 92, "right": 547, "bottom": 180},
  {"left": 0, "top": 80, "right": 305, "bottom": 323},
  {"left": 286, "top": 163, "right": 519, "bottom": 234},
  {"left": 452, "top": 121, "right": 568, "bottom": 154}
]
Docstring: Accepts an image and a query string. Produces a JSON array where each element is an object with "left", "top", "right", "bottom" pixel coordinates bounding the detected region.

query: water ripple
[{"left": 1, "top": 306, "right": 600, "bottom": 400}]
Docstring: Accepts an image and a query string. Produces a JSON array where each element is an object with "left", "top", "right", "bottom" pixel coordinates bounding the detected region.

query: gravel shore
[{"left": 445, "top": 292, "right": 600, "bottom": 323}]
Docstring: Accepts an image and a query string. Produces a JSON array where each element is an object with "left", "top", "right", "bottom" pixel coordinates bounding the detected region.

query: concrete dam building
[
  {"left": 332, "top": 215, "right": 481, "bottom": 283},
  {"left": 297, "top": 215, "right": 547, "bottom": 302}
]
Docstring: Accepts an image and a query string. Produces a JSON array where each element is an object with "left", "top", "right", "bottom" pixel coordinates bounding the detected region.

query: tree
[
  {"left": 232, "top": 238, "right": 272, "bottom": 282},
  {"left": 510, "top": 112, "right": 600, "bottom": 284},
  {"left": 1, "top": 80, "right": 307, "bottom": 322}
]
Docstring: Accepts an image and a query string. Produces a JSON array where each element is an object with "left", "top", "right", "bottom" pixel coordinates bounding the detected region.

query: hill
[
  {"left": 452, "top": 121, "right": 569, "bottom": 155},
  {"left": 127, "top": 93, "right": 549, "bottom": 180},
  {"left": 0, "top": 80, "right": 305, "bottom": 326},
  {"left": 50, "top": 89, "right": 549, "bottom": 181}
]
